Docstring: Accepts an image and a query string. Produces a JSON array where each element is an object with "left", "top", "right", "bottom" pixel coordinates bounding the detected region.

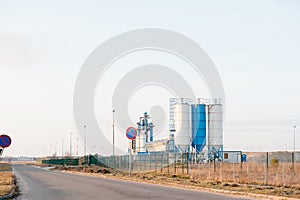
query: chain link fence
[
  {"left": 96, "top": 151, "right": 300, "bottom": 187},
  {"left": 191, "top": 152, "right": 300, "bottom": 187},
  {"left": 96, "top": 152, "right": 189, "bottom": 174},
  {"left": 41, "top": 151, "right": 300, "bottom": 187}
]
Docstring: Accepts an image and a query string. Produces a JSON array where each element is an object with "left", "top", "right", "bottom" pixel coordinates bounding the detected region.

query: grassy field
[{"left": 0, "top": 163, "right": 14, "bottom": 196}]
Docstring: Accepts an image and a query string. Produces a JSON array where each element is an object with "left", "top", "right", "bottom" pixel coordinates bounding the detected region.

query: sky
[{"left": 0, "top": 0, "right": 300, "bottom": 156}]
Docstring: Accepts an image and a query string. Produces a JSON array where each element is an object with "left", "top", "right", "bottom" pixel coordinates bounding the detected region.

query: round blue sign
[
  {"left": 126, "top": 127, "right": 137, "bottom": 140},
  {"left": 0, "top": 135, "right": 11, "bottom": 148}
]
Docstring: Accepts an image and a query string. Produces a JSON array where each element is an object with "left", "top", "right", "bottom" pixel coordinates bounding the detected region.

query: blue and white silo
[{"left": 191, "top": 104, "right": 206, "bottom": 153}]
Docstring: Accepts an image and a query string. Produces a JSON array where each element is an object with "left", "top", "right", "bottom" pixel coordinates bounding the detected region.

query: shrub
[{"left": 271, "top": 157, "right": 279, "bottom": 168}]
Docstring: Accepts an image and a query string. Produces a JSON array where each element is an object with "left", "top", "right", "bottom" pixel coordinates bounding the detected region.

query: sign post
[{"left": 126, "top": 127, "right": 137, "bottom": 176}]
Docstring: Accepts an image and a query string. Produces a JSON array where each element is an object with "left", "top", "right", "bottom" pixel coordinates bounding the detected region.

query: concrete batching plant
[{"left": 129, "top": 98, "right": 223, "bottom": 161}]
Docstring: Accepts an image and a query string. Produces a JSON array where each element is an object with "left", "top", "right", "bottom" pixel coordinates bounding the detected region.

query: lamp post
[
  {"left": 61, "top": 139, "right": 64, "bottom": 157},
  {"left": 112, "top": 109, "right": 115, "bottom": 156},
  {"left": 84, "top": 125, "right": 87, "bottom": 164},
  {"left": 55, "top": 142, "right": 58, "bottom": 157},
  {"left": 76, "top": 134, "right": 79, "bottom": 156},
  {"left": 70, "top": 132, "right": 73, "bottom": 157},
  {"left": 293, "top": 125, "right": 297, "bottom": 153},
  {"left": 291, "top": 125, "right": 296, "bottom": 171}
]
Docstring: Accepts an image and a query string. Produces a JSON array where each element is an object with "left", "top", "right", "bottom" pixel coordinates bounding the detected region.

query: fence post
[
  {"left": 214, "top": 159, "right": 216, "bottom": 175},
  {"left": 116, "top": 156, "right": 118, "bottom": 170},
  {"left": 266, "top": 152, "right": 269, "bottom": 169},
  {"left": 292, "top": 152, "right": 295, "bottom": 171},
  {"left": 144, "top": 154, "right": 146, "bottom": 171},
  {"left": 160, "top": 153, "right": 163, "bottom": 173},
  {"left": 155, "top": 154, "right": 157, "bottom": 172},
  {"left": 264, "top": 161, "right": 267, "bottom": 185},
  {"left": 149, "top": 154, "right": 151, "bottom": 171},
  {"left": 111, "top": 155, "right": 115, "bottom": 169},
  {"left": 282, "top": 164, "right": 285, "bottom": 186},
  {"left": 139, "top": 155, "right": 141, "bottom": 172},
  {"left": 167, "top": 153, "right": 169, "bottom": 174},
  {"left": 247, "top": 162, "right": 249, "bottom": 184},
  {"left": 232, "top": 162, "right": 235, "bottom": 182},
  {"left": 198, "top": 161, "right": 200, "bottom": 180},
  {"left": 174, "top": 153, "right": 176, "bottom": 174},
  {"left": 119, "top": 156, "right": 121, "bottom": 170},
  {"left": 118, "top": 156, "right": 123, "bottom": 170},
  {"left": 265, "top": 152, "right": 268, "bottom": 185},
  {"left": 208, "top": 161, "right": 211, "bottom": 180},
  {"left": 119, "top": 156, "right": 122, "bottom": 170},
  {"left": 240, "top": 152, "right": 243, "bottom": 170},
  {"left": 120, "top": 156, "right": 122, "bottom": 170},
  {"left": 220, "top": 162, "right": 222, "bottom": 182},
  {"left": 181, "top": 153, "right": 184, "bottom": 175},
  {"left": 129, "top": 154, "right": 131, "bottom": 176},
  {"left": 186, "top": 153, "right": 189, "bottom": 175}
]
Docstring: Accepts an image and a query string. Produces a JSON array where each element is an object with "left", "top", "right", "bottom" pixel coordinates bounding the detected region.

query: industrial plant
[{"left": 128, "top": 98, "right": 223, "bottom": 162}]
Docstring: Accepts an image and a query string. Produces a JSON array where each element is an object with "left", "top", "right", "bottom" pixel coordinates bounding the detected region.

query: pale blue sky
[{"left": 0, "top": 0, "right": 299, "bottom": 156}]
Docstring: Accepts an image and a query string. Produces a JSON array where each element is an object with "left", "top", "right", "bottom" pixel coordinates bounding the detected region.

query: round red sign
[{"left": 126, "top": 127, "right": 137, "bottom": 140}]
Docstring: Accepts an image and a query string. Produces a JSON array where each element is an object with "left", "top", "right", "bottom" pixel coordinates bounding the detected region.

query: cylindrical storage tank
[
  {"left": 149, "top": 122, "right": 154, "bottom": 142},
  {"left": 191, "top": 104, "right": 206, "bottom": 153},
  {"left": 208, "top": 102, "right": 223, "bottom": 159},
  {"left": 174, "top": 102, "right": 190, "bottom": 152},
  {"left": 136, "top": 129, "right": 146, "bottom": 152}
]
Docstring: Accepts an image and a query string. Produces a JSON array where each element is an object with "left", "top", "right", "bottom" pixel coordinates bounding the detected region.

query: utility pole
[
  {"left": 55, "top": 142, "right": 58, "bottom": 157},
  {"left": 70, "top": 132, "right": 73, "bottom": 157},
  {"left": 293, "top": 125, "right": 297, "bottom": 153},
  {"left": 292, "top": 125, "right": 296, "bottom": 171},
  {"left": 112, "top": 109, "right": 115, "bottom": 156},
  {"left": 76, "top": 134, "right": 79, "bottom": 156},
  {"left": 84, "top": 125, "right": 87, "bottom": 164},
  {"left": 62, "top": 139, "right": 64, "bottom": 157}
]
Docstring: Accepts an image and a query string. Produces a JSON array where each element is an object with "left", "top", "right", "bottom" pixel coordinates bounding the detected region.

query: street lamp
[
  {"left": 55, "top": 142, "right": 58, "bottom": 157},
  {"left": 293, "top": 125, "right": 297, "bottom": 153},
  {"left": 70, "top": 132, "right": 73, "bottom": 157},
  {"left": 292, "top": 125, "right": 297, "bottom": 171},
  {"left": 112, "top": 109, "right": 115, "bottom": 156},
  {"left": 76, "top": 134, "right": 79, "bottom": 156},
  {"left": 84, "top": 125, "right": 87, "bottom": 164},
  {"left": 61, "top": 139, "right": 64, "bottom": 157}
]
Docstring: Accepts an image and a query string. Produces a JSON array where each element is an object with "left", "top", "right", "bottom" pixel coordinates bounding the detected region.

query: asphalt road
[{"left": 13, "top": 164, "right": 251, "bottom": 200}]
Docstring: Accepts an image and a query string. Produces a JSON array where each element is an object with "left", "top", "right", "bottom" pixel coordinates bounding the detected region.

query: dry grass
[
  {"left": 0, "top": 164, "right": 14, "bottom": 196},
  {"left": 188, "top": 162, "right": 300, "bottom": 188},
  {"left": 0, "top": 164, "right": 11, "bottom": 172}
]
